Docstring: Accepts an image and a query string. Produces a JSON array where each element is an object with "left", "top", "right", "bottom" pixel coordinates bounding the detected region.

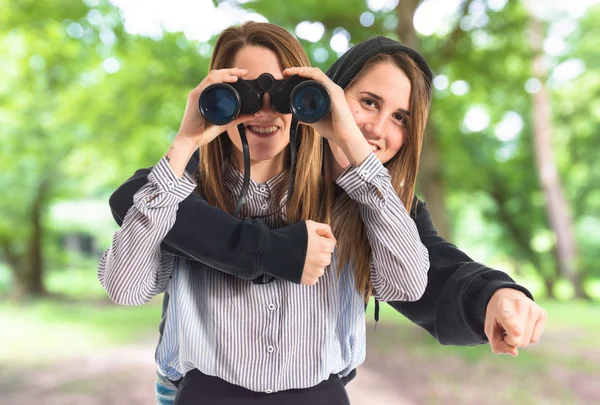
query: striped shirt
[{"left": 98, "top": 152, "right": 429, "bottom": 393}]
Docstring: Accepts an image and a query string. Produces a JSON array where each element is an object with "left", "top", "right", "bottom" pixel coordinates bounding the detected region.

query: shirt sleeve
[
  {"left": 387, "top": 197, "right": 535, "bottom": 345},
  {"left": 108, "top": 152, "right": 308, "bottom": 284},
  {"left": 335, "top": 153, "right": 429, "bottom": 302},
  {"left": 98, "top": 156, "right": 197, "bottom": 306}
]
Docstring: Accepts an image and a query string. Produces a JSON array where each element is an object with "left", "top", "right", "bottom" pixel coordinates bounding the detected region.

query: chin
[
  {"left": 250, "top": 147, "right": 288, "bottom": 163},
  {"left": 247, "top": 137, "right": 288, "bottom": 159}
]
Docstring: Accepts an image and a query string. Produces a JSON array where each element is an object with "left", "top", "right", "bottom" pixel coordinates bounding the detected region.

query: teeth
[
  {"left": 248, "top": 125, "right": 278, "bottom": 134},
  {"left": 370, "top": 144, "right": 379, "bottom": 151}
]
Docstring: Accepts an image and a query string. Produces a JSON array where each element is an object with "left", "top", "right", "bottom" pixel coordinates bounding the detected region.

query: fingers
[
  {"left": 229, "top": 113, "right": 256, "bottom": 129},
  {"left": 488, "top": 291, "right": 547, "bottom": 350},
  {"left": 321, "top": 238, "right": 336, "bottom": 254},
  {"left": 315, "top": 224, "right": 336, "bottom": 254},
  {"left": 309, "top": 221, "right": 336, "bottom": 241},
  {"left": 283, "top": 67, "right": 332, "bottom": 87},
  {"left": 484, "top": 317, "right": 519, "bottom": 356},
  {"left": 301, "top": 221, "right": 337, "bottom": 286},
  {"left": 192, "top": 68, "right": 248, "bottom": 95},
  {"left": 491, "top": 337, "right": 519, "bottom": 356},
  {"left": 519, "top": 306, "right": 537, "bottom": 348},
  {"left": 498, "top": 299, "right": 526, "bottom": 347},
  {"left": 208, "top": 67, "right": 248, "bottom": 83},
  {"left": 283, "top": 66, "right": 325, "bottom": 79},
  {"left": 530, "top": 308, "right": 547, "bottom": 345}
]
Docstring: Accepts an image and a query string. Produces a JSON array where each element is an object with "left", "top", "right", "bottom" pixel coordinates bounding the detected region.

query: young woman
[
  {"left": 289, "top": 35, "right": 545, "bottom": 354},
  {"left": 98, "top": 22, "right": 429, "bottom": 405},
  {"left": 106, "top": 33, "right": 546, "bottom": 404}
]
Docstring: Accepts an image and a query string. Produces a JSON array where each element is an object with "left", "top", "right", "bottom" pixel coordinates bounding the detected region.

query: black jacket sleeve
[
  {"left": 108, "top": 153, "right": 307, "bottom": 284},
  {"left": 387, "top": 197, "right": 534, "bottom": 346}
]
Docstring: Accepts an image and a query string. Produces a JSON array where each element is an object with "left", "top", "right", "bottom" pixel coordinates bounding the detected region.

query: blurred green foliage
[{"left": 0, "top": 0, "right": 598, "bottom": 299}]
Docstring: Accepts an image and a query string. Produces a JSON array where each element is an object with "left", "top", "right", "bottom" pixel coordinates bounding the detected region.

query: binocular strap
[
  {"left": 233, "top": 123, "right": 251, "bottom": 218},
  {"left": 232, "top": 124, "right": 301, "bottom": 220}
]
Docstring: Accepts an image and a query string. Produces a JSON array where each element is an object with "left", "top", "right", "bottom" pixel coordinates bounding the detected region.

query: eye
[
  {"left": 393, "top": 113, "right": 407, "bottom": 126},
  {"left": 361, "top": 98, "right": 378, "bottom": 109}
]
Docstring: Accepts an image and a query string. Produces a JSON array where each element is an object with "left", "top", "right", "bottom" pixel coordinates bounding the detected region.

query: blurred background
[{"left": 1, "top": 0, "right": 599, "bottom": 404}]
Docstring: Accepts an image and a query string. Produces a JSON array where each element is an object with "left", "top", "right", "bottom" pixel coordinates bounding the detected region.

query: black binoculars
[{"left": 198, "top": 73, "right": 331, "bottom": 126}]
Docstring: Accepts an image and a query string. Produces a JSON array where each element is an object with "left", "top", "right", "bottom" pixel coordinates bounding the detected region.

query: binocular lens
[
  {"left": 199, "top": 85, "right": 240, "bottom": 126},
  {"left": 291, "top": 84, "right": 330, "bottom": 123}
]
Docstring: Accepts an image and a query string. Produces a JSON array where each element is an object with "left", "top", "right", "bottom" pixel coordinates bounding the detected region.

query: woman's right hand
[
  {"left": 166, "top": 68, "right": 253, "bottom": 178},
  {"left": 174, "top": 68, "right": 250, "bottom": 148}
]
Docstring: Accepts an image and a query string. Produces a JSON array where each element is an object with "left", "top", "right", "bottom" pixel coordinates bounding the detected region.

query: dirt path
[
  {"left": 2, "top": 324, "right": 598, "bottom": 405},
  {"left": 0, "top": 342, "right": 410, "bottom": 405}
]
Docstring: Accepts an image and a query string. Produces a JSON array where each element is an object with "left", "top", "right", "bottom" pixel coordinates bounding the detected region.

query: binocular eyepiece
[{"left": 198, "top": 73, "right": 331, "bottom": 126}]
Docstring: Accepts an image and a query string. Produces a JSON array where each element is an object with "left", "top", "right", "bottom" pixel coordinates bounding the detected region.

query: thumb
[
  {"left": 231, "top": 114, "right": 255, "bottom": 128},
  {"left": 313, "top": 224, "right": 336, "bottom": 242},
  {"left": 491, "top": 339, "right": 519, "bottom": 356}
]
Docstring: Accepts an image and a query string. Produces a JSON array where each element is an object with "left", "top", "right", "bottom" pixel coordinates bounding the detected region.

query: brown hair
[
  {"left": 197, "top": 22, "right": 327, "bottom": 224},
  {"left": 330, "top": 52, "right": 432, "bottom": 301}
]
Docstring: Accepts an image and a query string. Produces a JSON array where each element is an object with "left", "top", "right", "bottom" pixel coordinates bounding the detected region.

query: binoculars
[{"left": 198, "top": 73, "right": 331, "bottom": 126}]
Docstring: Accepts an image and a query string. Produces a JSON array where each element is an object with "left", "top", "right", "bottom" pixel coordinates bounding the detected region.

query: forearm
[
  {"left": 99, "top": 157, "right": 196, "bottom": 305},
  {"left": 99, "top": 208, "right": 176, "bottom": 306},
  {"left": 388, "top": 197, "right": 534, "bottom": 345},
  {"left": 334, "top": 127, "right": 372, "bottom": 167},
  {"left": 109, "top": 154, "right": 308, "bottom": 283},
  {"left": 336, "top": 154, "right": 429, "bottom": 301}
]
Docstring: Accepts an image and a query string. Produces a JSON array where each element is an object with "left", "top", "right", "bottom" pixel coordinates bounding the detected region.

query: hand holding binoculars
[{"left": 198, "top": 73, "right": 332, "bottom": 126}]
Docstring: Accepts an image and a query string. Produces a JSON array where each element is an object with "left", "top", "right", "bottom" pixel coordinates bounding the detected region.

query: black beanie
[{"left": 325, "top": 36, "right": 433, "bottom": 93}]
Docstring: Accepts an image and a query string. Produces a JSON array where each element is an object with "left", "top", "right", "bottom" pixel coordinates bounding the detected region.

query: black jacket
[{"left": 108, "top": 153, "right": 533, "bottom": 347}]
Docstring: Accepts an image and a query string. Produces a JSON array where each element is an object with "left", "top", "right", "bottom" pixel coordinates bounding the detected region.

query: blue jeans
[{"left": 156, "top": 369, "right": 177, "bottom": 405}]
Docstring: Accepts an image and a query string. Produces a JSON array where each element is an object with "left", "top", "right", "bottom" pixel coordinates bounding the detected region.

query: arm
[
  {"left": 387, "top": 197, "right": 534, "bottom": 345},
  {"left": 98, "top": 157, "right": 196, "bottom": 305},
  {"left": 109, "top": 151, "right": 308, "bottom": 284},
  {"left": 336, "top": 153, "right": 429, "bottom": 302}
]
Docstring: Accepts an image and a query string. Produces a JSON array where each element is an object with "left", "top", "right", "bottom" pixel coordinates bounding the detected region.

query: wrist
[
  {"left": 172, "top": 135, "right": 201, "bottom": 153},
  {"left": 338, "top": 130, "right": 371, "bottom": 166},
  {"left": 166, "top": 137, "right": 199, "bottom": 178}
]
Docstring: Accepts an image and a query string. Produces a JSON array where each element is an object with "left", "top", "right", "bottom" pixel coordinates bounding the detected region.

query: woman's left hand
[
  {"left": 283, "top": 67, "right": 372, "bottom": 168},
  {"left": 283, "top": 67, "right": 357, "bottom": 145}
]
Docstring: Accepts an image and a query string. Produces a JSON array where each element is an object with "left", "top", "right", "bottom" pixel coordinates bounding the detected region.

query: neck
[{"left": 230, "top": 148, "right": 287, "bottom": 183}]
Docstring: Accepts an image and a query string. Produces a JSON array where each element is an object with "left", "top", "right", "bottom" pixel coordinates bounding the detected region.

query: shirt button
[
  {"left": 266, "top": 389, "right": 273, "bottom": 394},
  {"left": 267, "top": 345, "right": 274, "bottom": 353},
  {"left": 268, "top": 304, "right": 276, "bottom": 311},
  {"left": 167, "top": 180, "right": 175, "bottom": 188},
  {"left": 259, "top": 186, "right": 267, "bottom": 192},
  {"left": 261, "top": 203, "right": 268, "bottom": 210},
  {"left": 361, "top": 170, "right": 369, "bottom": 178}
]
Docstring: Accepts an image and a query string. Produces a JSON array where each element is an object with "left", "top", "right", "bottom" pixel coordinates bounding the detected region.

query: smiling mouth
[
  {"left": 369, "top": 143, "right": 380, "bottom": 152},
  {"left": 246, "top": 125, "right": 280, "bottom": 136}
]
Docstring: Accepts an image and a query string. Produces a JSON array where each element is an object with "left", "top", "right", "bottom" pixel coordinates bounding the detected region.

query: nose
[
  {"left": 255, "top": 92, "right": 276, "bottom": 117},
  {"left": 364, "top": 115, "right": 386, "bottom": 140}
]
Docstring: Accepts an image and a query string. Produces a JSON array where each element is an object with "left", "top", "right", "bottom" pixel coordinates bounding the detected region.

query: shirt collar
[{"left": 222, "top": 158, "right": 288, "bottom": 199}]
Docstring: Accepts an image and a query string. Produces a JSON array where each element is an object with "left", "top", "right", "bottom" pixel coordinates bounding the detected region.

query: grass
[
  {"left": 1, "top": 267, "right": 597, "bottom": 404},
  {"left": 1, "top": 267, "right": 599, "bottom": 375},
  {"left": 371, "top": 297, "right": 600, "bottom": 372},
  {"left": 0, "top": 298, "right": 162, "bottom": 367}
]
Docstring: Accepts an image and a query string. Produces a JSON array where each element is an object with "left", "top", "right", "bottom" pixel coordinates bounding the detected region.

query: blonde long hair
[
  {"left": 197, "top": 22, "right": 327, "bottom": 224},
  {"left": 331, "top": 52, "right": 432, "bottom": 302}
]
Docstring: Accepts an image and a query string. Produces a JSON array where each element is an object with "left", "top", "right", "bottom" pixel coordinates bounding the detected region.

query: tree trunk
[
  {"left": 543, "top": 278, "right": 556, "bottom": 299},
  {"left": 9, "top": 178, "right": 49, "bottom": 299},
  {"left": 525, "top": 3, "right": 588, "bottom": 300},
  {"left": 396, "top": 0, "right": 452, "bottom": 240}
]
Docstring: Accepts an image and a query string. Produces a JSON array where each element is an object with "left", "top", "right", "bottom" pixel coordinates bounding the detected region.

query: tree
[
  {"left": 524, "top": 0, "right": 588, "bottom": 299},
  {"left": 0, "top": 0, "right": 209, "bottom": 298}
]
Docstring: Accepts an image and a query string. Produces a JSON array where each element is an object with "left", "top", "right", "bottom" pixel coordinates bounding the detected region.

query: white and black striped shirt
[{"left": 98, "top": 153, "right": 429, "bottom": 393}]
